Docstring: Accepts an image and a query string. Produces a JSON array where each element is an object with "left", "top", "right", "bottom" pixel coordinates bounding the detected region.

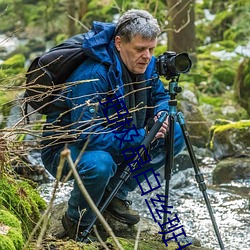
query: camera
[{"left": 156, "top": 51, "right": 192, "bottom": 79}]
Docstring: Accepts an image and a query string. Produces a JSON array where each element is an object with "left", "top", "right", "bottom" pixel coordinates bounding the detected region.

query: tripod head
[{"left": 168, "top": 76, "right": 182, "bottom": 100}]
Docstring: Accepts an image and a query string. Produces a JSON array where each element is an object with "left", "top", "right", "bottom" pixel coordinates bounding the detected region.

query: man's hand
[{"left": 154, "top": 112, "right": 169, "bottom": 139}]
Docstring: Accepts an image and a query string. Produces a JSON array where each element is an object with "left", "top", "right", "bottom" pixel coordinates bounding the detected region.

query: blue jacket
[{"left": 44, "top": 21, "right": 170, "bottom": 155}]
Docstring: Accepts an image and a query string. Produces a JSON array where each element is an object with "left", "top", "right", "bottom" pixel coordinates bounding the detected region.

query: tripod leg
[
  {"left": 163, "top": 114, "right": 175, "bottom": 230},
  {"left": 177, "top": 112, "right": 225, "bottom": 250}
]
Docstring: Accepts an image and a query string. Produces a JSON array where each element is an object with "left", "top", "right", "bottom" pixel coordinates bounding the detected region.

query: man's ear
[{"left": 115, "top": 36, "right": 122, "bottom": 51}]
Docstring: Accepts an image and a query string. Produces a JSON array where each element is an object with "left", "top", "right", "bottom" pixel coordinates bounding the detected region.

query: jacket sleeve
[{"left": 65, "top": 61, "right": 146, "bottom": 155}]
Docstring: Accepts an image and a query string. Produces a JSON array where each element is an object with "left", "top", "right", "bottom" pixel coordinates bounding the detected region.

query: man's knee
[{"left": 77, "top": 150, "right": 117, "bottom": 180}]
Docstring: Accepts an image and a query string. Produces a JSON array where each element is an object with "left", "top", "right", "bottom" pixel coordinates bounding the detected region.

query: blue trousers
[{"left": 41, "top": 122, "right": 185, "bottom": 226}]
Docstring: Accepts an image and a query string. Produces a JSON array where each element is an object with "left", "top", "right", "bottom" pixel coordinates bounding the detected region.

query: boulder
[
  {"left": 209, "top": 119, "right": 250, "bottom": 160},
  {"left": 213, "top": 157, "right": 250, "bottom": 184},
  {"left": 179, "top": 100, "right": 211, "bottom": 148}
]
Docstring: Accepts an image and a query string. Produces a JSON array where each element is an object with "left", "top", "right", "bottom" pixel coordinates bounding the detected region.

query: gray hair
[{"left": 115, "top": 9, "right": 160, "bottom": 43}]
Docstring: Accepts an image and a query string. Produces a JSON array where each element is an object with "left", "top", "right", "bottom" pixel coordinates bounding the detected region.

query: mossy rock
[
  {"left": 0, "top": 209, "right": 24, "bottom": 250},
  {"left": 0, "top": 174, "right": 47, "bottom": 239},
  {"left": 209, "top": 120, "right": 250, "bottom": 160},
  {"left": 199, "top": 92, "right": 248, "bottom": 122}
]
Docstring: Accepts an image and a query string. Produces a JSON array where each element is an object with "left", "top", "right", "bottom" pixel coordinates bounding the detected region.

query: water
[{"left": 38, "top": 157, "right": 250, "bottom": 250}]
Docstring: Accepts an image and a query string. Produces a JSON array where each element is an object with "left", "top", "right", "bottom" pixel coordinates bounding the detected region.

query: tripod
[
  {"left": 82, "top": 77, "right": 225, "bottom": 250},
  {"left": 81, "top": 110, "right": 168, "bottom": 241},
  {"left": 163, "top": 77, "right": 225, "bottom": 249}
]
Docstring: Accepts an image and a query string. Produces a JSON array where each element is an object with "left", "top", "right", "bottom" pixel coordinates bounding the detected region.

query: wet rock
[{"left": 213, "top": 157, "right": 250, "bottom": 184}]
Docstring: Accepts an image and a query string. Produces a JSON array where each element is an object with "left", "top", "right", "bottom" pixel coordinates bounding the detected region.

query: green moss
[
  {"left": 1, "top": 54, "right": 25, "bottom": 69},
  {"left": 7, "top": 228, "right": 24, "bottom": 249},
  {"left": 106, "top": 237, "right": 183, "bottom": 250},
  {"left": 0, "top": 209, "right": 24, "bottom": 249},
  {"left": 209, "top": 120, "right": 250, "bottom": 150},
  {"left": 0, "top": 235, "right": 16, "bottom": 250},
  {"left": 199, "top": 95, "right": 224, "bottom": 107},
  {"left": 213, "top": 67, "right": 235, "bottom": 86},
  {"left": 0, "top": 54, "right": 26, "bottom": 86},
  {"left": 0, "top": 209, "right": 21, "bottom": 229},
  {"left": 0, "top": 175, "right": 47, "bottom": 239},
  {"left": 213, "top": 120, "right": 250, "bottom": 133},
  {"left": 217, "top": 40, "right": 237, "bottom": 51}
]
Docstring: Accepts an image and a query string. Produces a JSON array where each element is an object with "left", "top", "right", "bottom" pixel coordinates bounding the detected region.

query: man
[{"left": 41, "top": 9, "right": 185, "bottom": 241}]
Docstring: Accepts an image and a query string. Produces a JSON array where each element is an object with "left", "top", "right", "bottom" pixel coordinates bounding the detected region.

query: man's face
[{"left": 115, "top": 35, "right": 157, "bottom": 74}]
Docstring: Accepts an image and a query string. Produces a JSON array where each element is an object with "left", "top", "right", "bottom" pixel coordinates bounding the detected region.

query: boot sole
[{"left": 105, "top": 210, "right": 140, "bottom": 225}]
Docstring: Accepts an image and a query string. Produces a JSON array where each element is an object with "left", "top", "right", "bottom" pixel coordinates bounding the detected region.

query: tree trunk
[
  {"left": 67, "top": 0, "right": 76, "bottom": 36},
  {"left": 167, "top": 0, "right": 196, "bottom": 63},
  {"left": 78, "top": 0, "right": 88, "bottom": 20}
]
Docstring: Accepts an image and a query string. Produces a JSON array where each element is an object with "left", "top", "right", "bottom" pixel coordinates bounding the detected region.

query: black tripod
[
  {"left": 82, "top": 77, "right": 225, "bottom": 249},
  {"left": 163, "top": 77, "right": 225, "bottom": 249},
  {"left": 81, "top": 110, "right": 169, "bottom": 241}
]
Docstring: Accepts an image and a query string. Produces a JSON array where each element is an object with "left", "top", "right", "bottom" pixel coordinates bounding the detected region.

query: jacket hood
[{"left": 82, "top": 21, "right": 116, "bottom": 65}]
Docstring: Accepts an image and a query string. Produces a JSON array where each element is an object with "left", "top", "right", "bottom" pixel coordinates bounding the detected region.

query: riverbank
[{"left": 38, "top": 155, "right": 250, "bottom": 250}]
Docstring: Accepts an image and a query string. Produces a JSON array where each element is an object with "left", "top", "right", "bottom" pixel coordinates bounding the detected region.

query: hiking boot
[
  {"left": 105, "top": 196, "right": 140, "bottom": 225},
  {"left": 61, "top": 213, "right": 97, "bottom": 243}
]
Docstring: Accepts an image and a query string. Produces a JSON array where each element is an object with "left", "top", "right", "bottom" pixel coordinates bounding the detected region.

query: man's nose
[{"left": 142, "top": 49, "right": 151, "bottom": 59}]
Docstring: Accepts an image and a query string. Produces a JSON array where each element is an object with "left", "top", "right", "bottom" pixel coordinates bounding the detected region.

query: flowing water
[{"left": 38, "top": 156, "right": 250, "bottom": 250}]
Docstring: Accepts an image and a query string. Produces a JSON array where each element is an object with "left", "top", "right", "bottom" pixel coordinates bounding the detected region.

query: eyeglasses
[{"left": 115, "top": 17, "right": 139, "bottom": 35}]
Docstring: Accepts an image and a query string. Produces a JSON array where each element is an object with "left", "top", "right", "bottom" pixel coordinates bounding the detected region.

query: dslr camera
[{"left": 156, "top": 51, "right": 192, "bottom": 79}]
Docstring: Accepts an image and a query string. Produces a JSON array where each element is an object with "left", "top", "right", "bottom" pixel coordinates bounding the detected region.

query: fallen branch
[{"left": 62, "top": 148, "right": 124, "bottom": 250}]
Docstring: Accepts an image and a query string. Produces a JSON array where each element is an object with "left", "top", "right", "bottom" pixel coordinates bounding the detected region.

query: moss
[
  {"left": 1, "top": 54, "right": 25, "bottom": 69},
  {"left": 209, "top": 120, "right": 250, "bottom": 150},
  {"left": 0, "top": 235, "right": 16, "bottom": 250},
  {"left": 0, "top": 174, "right": 47, "bottom": 239},
  {"left": 7, "top": 228, "right": 24, "bottom": 249},
  {"left": 213, "top": 120, "right": 250, "bottom": 133},
  {"left": 213, "top": 67, "right": 235, "bottom": 86},
  {"left": 199, "top": 95, "right": 224, "bottom": 107},
  {"left": 217, "top": 40, "right": 237, "bottom": 51},
  {"left": 106, "top": 237, "right": 186, "bottom": 250},
  {"left": 0, "top": 209, "right": 24, "bottom": 249},
  {"left": 0, "top": 209, "right": 21, "bottom": 229}
]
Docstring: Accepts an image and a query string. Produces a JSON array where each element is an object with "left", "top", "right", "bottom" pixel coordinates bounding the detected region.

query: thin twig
[
  {"left": 61, "top": 148, "right": 124, "bottom": 250},
  {"left": 134, "top": 220, "right": 142, "bottom": 250},
  {"left": 93, "top": 225, "right": 110, "bottom": 250}
]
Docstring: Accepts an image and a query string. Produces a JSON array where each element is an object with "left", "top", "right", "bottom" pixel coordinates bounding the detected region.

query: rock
[
  {"left": 170, "top": 168, "right": 193, "bottom": 189},
  {"left": 44, "top": 202, "right": 212, "bottom": 250},
  {"left": 213, "top": 157, "right": 250, "bottom": 184},
  {"left": 209, "top": 120, "right": 250, "bottom": 160},
  {"left": 179, "top": 100, "right": 211, "bottom": 148}
]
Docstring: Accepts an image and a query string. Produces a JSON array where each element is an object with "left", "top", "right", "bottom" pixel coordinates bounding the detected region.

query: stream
[{"left": 38, "top": 155, "right": 250, "bottom": 250}]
